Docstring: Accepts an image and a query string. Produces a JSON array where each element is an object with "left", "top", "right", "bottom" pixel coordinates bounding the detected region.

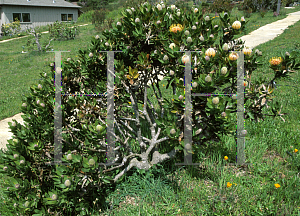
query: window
[
  {"left": 22, "top": 13, "right": 30, "bottom": 22},
  {"left": 13, "top": 13, "right": 30, "bottom": 22},
  {"left": 13, "top": 13, "right": 21, "bottom": 22},
  {"left": 61, "top": 14, "right": 73, "bottom": 21},
  {"left": 68, "top": 14, "right": 73, "bottom": 21}
]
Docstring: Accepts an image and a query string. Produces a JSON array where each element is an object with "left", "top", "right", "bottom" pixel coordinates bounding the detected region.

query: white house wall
[{"left": 1, "top": 5, "right": 78, "bottom": 33}]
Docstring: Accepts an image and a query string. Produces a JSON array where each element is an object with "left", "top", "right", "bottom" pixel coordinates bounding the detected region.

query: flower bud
[
  {"left": 89, "top": 52, "right": 93, "bottom": 58},
  {"left": 171, "top": 5, "right": 176, "bottom": 10},
  {"left": 95, "top": 35, "right": 99, "bottom": 39},
  {"left": 163, "top": 55, "right": 169, "bottom": 61},
  {"left": 15, "top": 184, "right": 20, "bottom": 189},
  {"left": 210, "top": 34, "right": 214, "bottom": 38},
  {"left": 22, "top": 103, "right": 27, "bottom": 107},
  {"left": 67, "top": 154, "right": 72, "bottom": 160},
  {"left": 195, "top": 22, "right": 198, "bottom": 25},
  {"left": 89, "top": 158, "right": 95, "bottom": 166},
  {"left": 205, "top": 16, "right": 210, "bottom": 21},
  {"left": 50, "top": 63, "right": 54, "bottom": 67},
  {"left": 131, "top": 7, "right": 135, "bottom": 12},
  {"left": 205, "top": 75, "right": 212, "bottom": 82},
  {"left": 64, "top": 179, "right": 71, "bottom": 187},
  {"left": 126, "top": 9, "right": 132, "bottom": 14},
  {"left": 24, "top": 201, "right": 29, "bottom": 207},
  {"left": 187, "top": 37, "right": 192, "bottom": 43},
  {"left": 67, "top": 58, "right": 71, "bottom": 61},
  {"left": 157, "top": 20, "right": 161, "bottom": 25},
  {"left": 199, "top": 35, "right": 204, "bottom": 41},
  {"left": 212, "top": 97, "right": 219, "bottom": 105},
  {"left": 96, "top": 125, "right": 104, "bottom": 133},
  {"left": 105, "top": 42, "right": 109, "bottom": 46},
  {"left": 38, "top": 84, "right": 42, "bottom": 90},
  {"left": 182, "top": 54, "right": 190, "bottom": 63},
  {"left": 192, "top": 25, "right": 196, "bottom": 30},
  {"left": 241, "top": 16, "right": 245, "bottom": 21},
  {"left": 194, "top": 8, "right": 198, "bottom": 13},
  {"left": 169, "top": 43, "right": 176, "bottom": 50},
  {"left": 12, "top": 121, "right": 16, "bottom": 127},
  {"left": 221, "top": 67, "right": 228, "bottom": 75},
  {"left": 14, "top": 203, "right": 17, "bottom": 207},
  {"left": 192, "top": 82, "right": 198, "bottom": 88},
  {"left": 135, "top": 18, "right": 140, "bottom": 23},
  {"left": 3, "top": 166, "right": 7, "bottom": 171},
  {"left": 14, "top": 154, "right": 19, "bottom": 159},
  {"left": 170, "top": 129, "right": 176, "bottom": 135},
  {"left": 184, "top": 30, "right": 190, "bottom": 36},
  {"left": 34, "top": 144, "right": 38, "bottom": 148},
  {"left": 40, "top": 103, "right": 45, "bottom": 107},
  {"left": 51, "top": 194, "right": 57, "bottom": 200},
  {"left": 170, "top": 70, "right": 175, "bottom": 76},
  {"left": 13, "top": 139, "right": 18, "bottom": 143},
  {"left": 285, "top": 52, "right": 290, "bottom": 56},
  {"left": 179, "top": 95, "right": 184, "bottom": 100},
  {"left": 37, "top": 100, "right": 40, "bottom": 105},
  {"left": 177, "top": 12, "right": 181, "bottom": 16},
  {"left": 205, "top": 56, "right": 210, "bottom": 61},
  {"left": 44, "top": 73, "right": 47, "bottom": 77},
  {"left": 20, "top": 160, "right": 25, "bottom": 164},
  {"left": 117, "top": 22, "right": 121, "bottom": 26},
  {"left": 157, "top": 4, "right": 162, "bottom": 11}
]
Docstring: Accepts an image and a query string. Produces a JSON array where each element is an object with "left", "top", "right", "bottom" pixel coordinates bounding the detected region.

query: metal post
[{"left": 277, "top": 0, "right": 281, "bottom": 15}]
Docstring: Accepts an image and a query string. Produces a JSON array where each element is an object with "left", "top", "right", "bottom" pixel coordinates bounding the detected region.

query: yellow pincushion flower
[
  {"left": 227, "top": 182, "right": 232, "bottom": 188},
  {"left": 229, "top": 52, "right": 239, "bottom": 60},
  {"left": 169, "top": 24, "right": 184, "bottom": 33},
  {"left": 232, "top": 21, "right": 241, "bottom": 30},
  {"left": 295, "top": 149, "right": 298, "bottom": 153},
  {"left": 224, "top": 156, "right": 228, "bottom": 160},
  {"left": 243, "top": 47, "right": 252, "bottom": 56},
  {"left": 269, "top": 57, "right": 282, "bottom": 66},
  {"left": 205, "top": 48, "right": 216, "bottom": 57}
]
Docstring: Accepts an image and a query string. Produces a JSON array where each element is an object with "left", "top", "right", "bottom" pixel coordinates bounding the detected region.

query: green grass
[{"left": 1, "top": 0, "right": 300, "bottom": 215}]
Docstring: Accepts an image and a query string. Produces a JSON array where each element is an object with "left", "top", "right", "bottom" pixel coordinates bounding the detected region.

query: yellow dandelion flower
[
  {"left": 274, "top": 183, "right": 280, "bottom": 188},
  {"left": 295, "top": 149, "right": 298, "bottom": 153},
  {"left": 269, "top": 57, "right": 282, "bottom": 66},
  {"left": 169, "top": 24, "right": 184, "bottom": 33},
  {"left": 224, "top": 156, "right": 228, "bottom": 160},
  {"left": 128, "top": 102, "right": 131, "bottom": 105},
  {"left": 227, "top": 182, "right": 232, "bottom": 188}
]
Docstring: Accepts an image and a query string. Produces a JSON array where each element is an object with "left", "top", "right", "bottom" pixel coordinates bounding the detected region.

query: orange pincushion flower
[
  {"left": 169, "top": 24, "right": 183, "bottom": 33},
  {"left": 269, "top": 57, "right": 282, "bottom": 66}
]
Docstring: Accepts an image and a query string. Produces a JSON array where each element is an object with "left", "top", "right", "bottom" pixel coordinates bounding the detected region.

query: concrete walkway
[{"left": 1, "top": 10, "right": 300, "bottom": 152}]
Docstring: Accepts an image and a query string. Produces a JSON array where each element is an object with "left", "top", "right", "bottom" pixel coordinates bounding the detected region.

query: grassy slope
[{"left": 0, "top": 1, "right": 300, "bottom": 215}]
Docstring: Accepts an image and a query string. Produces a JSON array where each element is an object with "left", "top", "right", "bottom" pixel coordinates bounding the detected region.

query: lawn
[{"left": 0, "top": 0, "right": 300, "bottom": 215}]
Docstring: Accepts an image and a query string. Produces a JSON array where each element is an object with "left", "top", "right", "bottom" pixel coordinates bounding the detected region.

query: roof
[{"left": 0, "top": 0, "right": 81, "bottom": 8}]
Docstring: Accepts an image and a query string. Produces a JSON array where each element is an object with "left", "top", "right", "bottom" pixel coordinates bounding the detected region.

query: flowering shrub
[
  {"left": 0, "top": 1, "right": 299, "bottom": 215},
  {"left": 48, "top": 21, "right": 79, "bottom": 41},
  {"left": 1, "top": 19, "right": 21, "bottom": 36}
]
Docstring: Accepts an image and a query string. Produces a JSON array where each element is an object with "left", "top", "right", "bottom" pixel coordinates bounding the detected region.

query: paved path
[{"left": 1, "top": 10, "right": 300, "bottom": 151}]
